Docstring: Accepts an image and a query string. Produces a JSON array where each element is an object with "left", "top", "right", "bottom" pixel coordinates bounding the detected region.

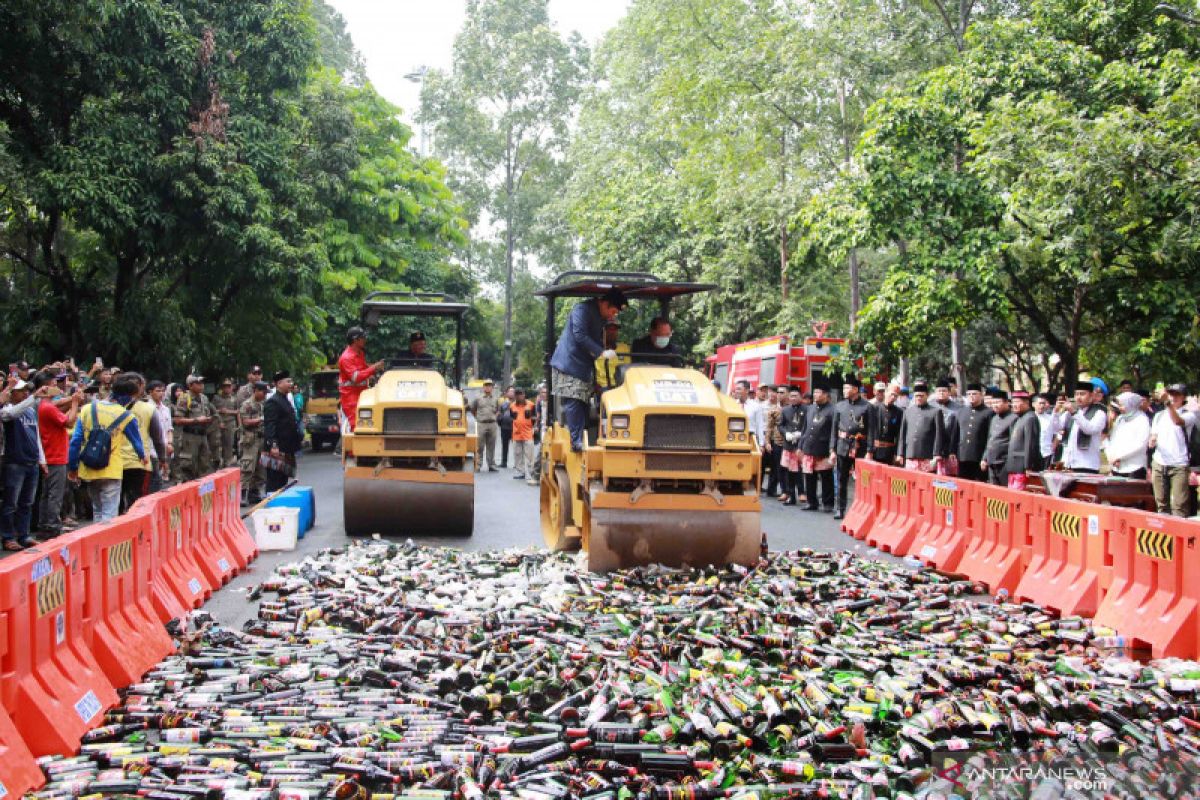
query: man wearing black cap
[
  {"left": 896, "top": 382, "right": 945, "bottom": 472},
  {"left": 830, "top": 377, "right": 874, "bottom": 519},
  {"left": 954, "top": 383, "right": 994, "bottom": 482},
  {"left": 549, "top": 288, "right": 626, "bottom": 451},
  {"left": 263, "top": 371, "right": 303, "bottom": 492},
  {"left": 400, "top": 331, "right": 434, "bottom": 365},
  {"left": 980, "top": 390, "right": 1015, "bottom": 486},
  {"left": 1004, "top": 390, "right": 1042, "bottom": 489},
  {"left": 1149, "top": 383, "right": 1196, "bottom": 517},
  {"left": 932, "top": 377, "right": 961, "bottom": 474},
  {"left": 798, "top": 385, "right": 836, "bottom": 512},
  {"left": 1053, "top": 380, "right": 1109, "bottom": 473}
]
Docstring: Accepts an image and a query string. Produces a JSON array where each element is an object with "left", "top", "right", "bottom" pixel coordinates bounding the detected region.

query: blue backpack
[{"left": 80, "top": 401, "right": 131, "bottom": 470}]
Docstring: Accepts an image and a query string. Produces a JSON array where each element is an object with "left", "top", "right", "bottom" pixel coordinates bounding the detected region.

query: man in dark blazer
[
  {"left": 955, "top": 383, "right": 994, "bottom": 481},
  {"left": 263, "top": 371, "right": 304, "bottom": 493}
]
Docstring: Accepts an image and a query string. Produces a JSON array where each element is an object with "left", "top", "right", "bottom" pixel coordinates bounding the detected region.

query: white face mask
[{"left": 653, "top": 336, "right": 671, "bottom": 349}]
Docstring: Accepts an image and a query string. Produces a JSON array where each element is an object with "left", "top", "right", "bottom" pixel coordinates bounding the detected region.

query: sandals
[
  {"left": 3, "top": 540, "right": 23, "bottom": 551},
  {"left": 17, "top": 537, "right": 38, "bottom": 548}
]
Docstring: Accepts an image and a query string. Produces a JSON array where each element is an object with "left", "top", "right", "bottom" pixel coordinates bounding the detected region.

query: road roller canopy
[
  {"left": 360, "top": 290, "right": 470, "bottom": 388},
  {"left": 535, "top": 271, "right": 715, "bottom": 301}
]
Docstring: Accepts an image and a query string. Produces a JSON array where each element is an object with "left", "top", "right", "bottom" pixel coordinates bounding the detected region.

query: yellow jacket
[
  {"left": 68, "top": 400, "right": 144, "bottom": 481},
  {"left": 120, "top": 399, "right": 156, "bottom": 471},
  {"left": 594, "top": 343, "right": 631, "bottom": 388}
]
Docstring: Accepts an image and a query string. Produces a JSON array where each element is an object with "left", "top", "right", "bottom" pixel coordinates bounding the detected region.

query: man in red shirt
[
  {"left": 338, "top": 326, "right": 386, "bottom": 431},
  {"left": 35, "top": 371, "right": 82, "bottom": 536}
]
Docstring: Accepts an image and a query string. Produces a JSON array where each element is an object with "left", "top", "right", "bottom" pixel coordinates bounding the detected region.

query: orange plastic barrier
[
  {"left": 1014, "top": 496, "right": 1114, "bottom": 617},
  {"left": 70, "top": 510, "right": 174, "bottom": 687},
  {"left": 955, "top": 482, "right": 1036, "bottom": 595},
  {"left": 0, "top": 697, "right": 43, "bottom": 799},
  {"left": 866, "top": 465, "right": 922, "bottom": 555},
  {"left": 1095, "top": 510, "right": 1200, "bottom": 658},
  {"left": 211, "top": 468, "right": 257, "bottom": 569},
  {"left": 842, "top": 461, "right": 880, "bottom": 541},
  {"left": 190, "top": 477, "right": 238, "bottom": 589},
  {"left": 906, "top": 475, "right": 971, "bottom": 571},
  {"left": 0, "top": 542, "right": 118, "bottom": 757},
  {"left": 135, "top": 484, "right": 213, "bottom": 623}
]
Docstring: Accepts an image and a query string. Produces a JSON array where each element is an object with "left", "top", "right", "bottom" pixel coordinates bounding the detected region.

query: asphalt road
[{"left": 200, "top": 450, "right": 904, "bottom": 628}]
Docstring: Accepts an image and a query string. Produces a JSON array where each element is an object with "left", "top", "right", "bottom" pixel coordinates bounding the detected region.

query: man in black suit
[{"left": 263, "top": 371, "right": 303, "bottom": 492}]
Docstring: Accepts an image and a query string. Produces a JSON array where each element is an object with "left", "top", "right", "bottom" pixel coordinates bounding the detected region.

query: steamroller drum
[
  {"left": 587, "top": 507, "right": 760, "bottom": 573},
  {"left": 344, "top": 477, "right": 474, "bottom": 537},
  {"left": 541, "top": 467, "right": 579, "bottom": 552}
]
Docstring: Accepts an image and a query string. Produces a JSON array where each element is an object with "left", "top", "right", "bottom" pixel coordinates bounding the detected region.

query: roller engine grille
[
  {"left": 383, "top": 407, "right": 438, "bottom": 434},
  {"left": 643, "top": 414, "right": 715, "bottom": 450}
]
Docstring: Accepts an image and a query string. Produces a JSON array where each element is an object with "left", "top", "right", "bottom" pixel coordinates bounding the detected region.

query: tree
[{"left": 418, "top": 0, "right": 588, "bottom": 386}]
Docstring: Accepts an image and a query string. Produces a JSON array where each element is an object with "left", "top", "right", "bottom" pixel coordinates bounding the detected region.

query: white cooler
[{"left": 251, "top": 506, "right": 300, "bottom": 551}]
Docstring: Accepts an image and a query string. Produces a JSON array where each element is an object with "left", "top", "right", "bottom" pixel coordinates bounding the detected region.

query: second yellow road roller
[
  {"left": 537, "top": 271, "right": 762, "bottom": 571},
  {"left": 342, "top": 292, "right": 476, "bottom": 537}
]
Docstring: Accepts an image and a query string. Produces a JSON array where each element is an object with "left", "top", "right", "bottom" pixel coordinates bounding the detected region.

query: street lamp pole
[{"left": 404, "top": 65, "right": 430, "bottom": 157}]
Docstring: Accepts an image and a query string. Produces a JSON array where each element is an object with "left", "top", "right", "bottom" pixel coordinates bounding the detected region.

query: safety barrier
[
  {"left": 212, "top": 468, "right": 258, "bottom": 569},
  {"left": 841, "top": 461, "right": 879, "bottom": 540},
  {"left": 135, "top": 483, "right": 213, "bottom": 622},
  {"left": 69, "top": 510, "right": 174, "bottom": 687},
  {"left": 191, "top": 477, "right": 238, "bottom": 589},
  {"left": 906, "top": 474, "right": 971, "bottom": 572},
  {"left": 0, "top": 540, "right": 118, "bottom": 757},
  {"left": 1095, "top": 509, "right": 1200, "bottom": 658},
  {"left": 0, "top": 700, "right": 42, "bottom": 799},
  {"left": 954, "top": 482, "right": 1036, "bottom": 595},
  {"left": 1014, "top": 496, "right": 1114, "bottom": 617},
  {"left": 866, "top": 466, "right": 922, "bottom": 555}
]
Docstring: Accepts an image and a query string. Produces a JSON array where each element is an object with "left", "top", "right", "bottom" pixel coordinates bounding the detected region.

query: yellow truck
[{"left": 304, "top": 366, "right": 341, "bottom": 451}]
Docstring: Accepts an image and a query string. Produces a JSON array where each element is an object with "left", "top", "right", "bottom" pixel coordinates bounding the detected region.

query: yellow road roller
[
  {"left": 537, "top": 272, "right": 761, "bottom": 571},
  {"left": 342, "top": 292, "right": 476, "bottom": 537}
]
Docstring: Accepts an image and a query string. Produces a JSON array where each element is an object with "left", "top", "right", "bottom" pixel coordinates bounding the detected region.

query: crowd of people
[
  {"left": 0, "top": 358, "right": 307, "bottom": 551},
  {"left": 739, "top": 375, "right": 1200, "bottom": 520}
]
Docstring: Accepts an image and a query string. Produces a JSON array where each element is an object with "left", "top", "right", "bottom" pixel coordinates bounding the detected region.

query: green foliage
[{"left": 0, "top": 0, "right": 466, "bottom": 379}]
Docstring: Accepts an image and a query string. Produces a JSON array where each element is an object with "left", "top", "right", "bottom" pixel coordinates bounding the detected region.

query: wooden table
[{"left": 1026, "top": 471, "right": 1156, "bottom": 511}]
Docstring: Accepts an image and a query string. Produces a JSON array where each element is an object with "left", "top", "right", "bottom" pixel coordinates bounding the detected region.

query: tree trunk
[
  {"left": 779, "top": 128, "right": 788, "bottom": 301},
  {"left": 837, "top": 78, "right": 860, "bottom": 327},
  {"left": 898, "top": 356, "right": 910, "bottom": 387},
  {"left": 848, "top": 250, "right": 860, "bottom": 331},
  {"left": 950, "top": 326, "right": 966, "bottom": 391},
  {"left": 501, "top": 127, "right": 516, "bottom": 388}
]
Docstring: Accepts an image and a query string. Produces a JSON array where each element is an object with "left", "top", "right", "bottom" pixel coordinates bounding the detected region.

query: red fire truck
[{"left": 706, "top": 324, "right": 851, "bottom": 394}]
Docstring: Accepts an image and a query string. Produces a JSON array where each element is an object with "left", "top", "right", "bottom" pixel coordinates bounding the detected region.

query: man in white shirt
[
  {"left": 1034, "top": 393, "right": 1057, "bottom": 463},
  {"left": 1053, "top": 381, "right": 1109, "bottom": 472},
  {"left": 744, "top": 382, "right": 768, "bottom": 450},
  {"left": 1149, "top": 383, "right": 1196, "bottom": 517}
]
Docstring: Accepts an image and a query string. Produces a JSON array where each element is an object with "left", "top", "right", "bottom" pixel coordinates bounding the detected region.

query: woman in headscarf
[{"left": 1105, "top": 391, "right": 1151, "bottom": 479}]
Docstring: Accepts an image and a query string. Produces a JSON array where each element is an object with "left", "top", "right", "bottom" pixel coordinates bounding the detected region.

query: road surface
[{"left": 203, "top": 451, "right": 901, "bottom": 628}]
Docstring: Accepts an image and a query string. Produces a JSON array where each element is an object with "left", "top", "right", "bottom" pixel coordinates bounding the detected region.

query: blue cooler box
[{"left": 266, "top": 486, "right": 315, "bottom": 537}]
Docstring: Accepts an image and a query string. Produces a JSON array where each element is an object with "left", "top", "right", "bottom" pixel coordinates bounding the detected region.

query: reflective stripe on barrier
[
  {"left": 0, "top": 696, "right": 42, "bottom": 799},
  {"left": 866, "top": 466, "right": 922, "bottom": 555},
  {"left": 1014, "top": 496, "right": 1113, "bottom": 617},
  {"left": 69, "top": 510, "right": 174, "bottom": 687},
  {"left": 191, "top": 477, "right": 238, "bottom": 588},
  {"left": 134, "top": 484, "right": 212, "bottom": 622},
  {"left": 1095, "top": 510, "right": 1200, "bottom": 658},
  {"left": 841, "top": 462, "right": 878, "bottom": 540},
  {"left": 955, "top": 482, "right": 1035, "bottom": 595},
  {"left": 212, "top": 468, "right": 258, "bottom": 569},
  {"left": 0, "top": 541, "right": 118, "bottom": 757},
  {"left": 906, "top": 475, "right": 970, "bottom": 571}
]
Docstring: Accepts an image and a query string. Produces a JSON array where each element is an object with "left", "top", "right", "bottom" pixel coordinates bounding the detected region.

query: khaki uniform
[
  {"left": 234, "top": 382, "right": 255, "bottom": 408},
  {"left": 470, "top": 394, "right": 501, "bottom": 470},
  {"left": 238, "top": 397, "right": 266, "bottom": 500},
  {"left": 174, "top": 391, "right": 214, "bottom": 481},
  {"left": 212, "top": 393, "right": 239, "bottom": 468}
]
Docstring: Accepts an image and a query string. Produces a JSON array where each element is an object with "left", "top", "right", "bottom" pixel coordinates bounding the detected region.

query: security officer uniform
[
  {"left": 212, "top": 381, "right": 239, "bottom": 468},
  {"left": 173, "top": 376, "right": 215, "bottom": 481},
  {"left": 830, "top": 388, "right": 875, "bottom": 519},
  {"left": 238, "top": 384, "right": 268, "bottom": 503},
  {"left": 470, "top": 384, "right": 502, "bottom": 471}
]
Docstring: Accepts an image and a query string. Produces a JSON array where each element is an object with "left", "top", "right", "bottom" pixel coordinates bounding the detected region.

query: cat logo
[
  {"left": 986, "top": 497, "right": 1010, "bottom": 522},
  {"left": 1136, "top": 528, "right": 1174, "bottom": 561},
  {"left": 1050, "top": 511, "right": 1081, "bottom": 540},
  {"left": 36, "top": 569, "right": 65, "bottom": 617},
  {"left": 890, "top": 478, "right": 908, "bottom": 497},
  {"left": 107, "top": 540, "right": 132, "bottom": 576}
]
